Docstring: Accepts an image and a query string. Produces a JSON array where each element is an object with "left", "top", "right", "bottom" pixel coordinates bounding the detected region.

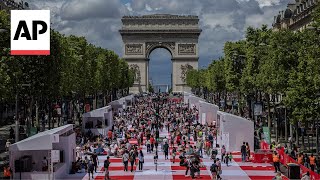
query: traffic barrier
[{"left": 277, "top": 148, "right": 320, "bottom": 179}]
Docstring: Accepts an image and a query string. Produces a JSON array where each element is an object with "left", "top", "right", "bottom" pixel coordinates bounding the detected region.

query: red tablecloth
[{"left": 253, "top": 152, "right": 273, "bottom": 163}]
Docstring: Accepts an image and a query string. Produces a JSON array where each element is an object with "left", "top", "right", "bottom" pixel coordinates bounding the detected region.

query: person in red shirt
[
  {"left": 176, "top": 134, "right": 181, "bottom": 146},
  {"left": 205, "top": 140, "right": 211, "bottom": 156},
  {"left": 108, "top": 130, "right": 113, "bottom": 140},
  {"left": 150, "top": 136, "right": 155, "bottom": 152}
]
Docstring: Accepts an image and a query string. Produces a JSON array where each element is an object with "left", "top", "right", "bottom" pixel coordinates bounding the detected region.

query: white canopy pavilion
[{"left": 9, "top": 124, "right": 75, "bottom": 180}]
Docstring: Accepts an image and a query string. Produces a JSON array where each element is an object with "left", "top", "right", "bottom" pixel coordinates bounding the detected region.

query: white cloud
[
  {"left": 145, "top": 4, "right": 153, "bottom": 11},
  {"left": 125, "top": 3, "right": 133, "bottom": 12},
  {"left": 27, "top": 0, "right": 290, "bottom": 73},
  {"left": 255, "top": 0, "right": 281, "bottom": 8}
]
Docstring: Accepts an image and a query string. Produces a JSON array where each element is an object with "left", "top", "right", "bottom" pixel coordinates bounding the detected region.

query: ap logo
[{"left": 11, "top": 10, "right": 50, "bottom": 55}]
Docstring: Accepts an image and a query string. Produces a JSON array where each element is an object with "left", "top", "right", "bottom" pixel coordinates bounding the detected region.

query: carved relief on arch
[
  {"left": 180, "top": 64, "right": 194, "bottom": 83},
  {"left": 145, "top": 42, "right": 175, "bottom": 57},
  {"left": 125, "top": 44, "right": 143, "bottom": 55},
  {"left": 130, "top": 64, "right": 141, "bottom": 83},
  {"left": 178, "top": 44, "right": 196, "bottom": 55}
]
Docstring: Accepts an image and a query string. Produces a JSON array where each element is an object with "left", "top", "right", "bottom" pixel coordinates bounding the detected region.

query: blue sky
[{"left": 26, "top": 0, "right": 291, "bottom": 90}]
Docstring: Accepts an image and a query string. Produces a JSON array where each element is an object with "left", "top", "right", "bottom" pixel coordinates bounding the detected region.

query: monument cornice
[
  {"left": 119, "top": 29, "right": 202, "bottom": 34},
  {"left": 122, "top": 14, "right": 199, "bottom": 19}
]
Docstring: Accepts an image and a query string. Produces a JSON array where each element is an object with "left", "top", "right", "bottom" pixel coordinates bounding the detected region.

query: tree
[
  {"left": 205, "top": 58, "right": 226, "bottom": 106},
  {"left": 148, "top": 83, "right": 154, "bottom": 93}
]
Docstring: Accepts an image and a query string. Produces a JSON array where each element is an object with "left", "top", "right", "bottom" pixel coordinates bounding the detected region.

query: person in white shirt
[{"left": 5, "top": 140, "right": 10, "bottom": 152}]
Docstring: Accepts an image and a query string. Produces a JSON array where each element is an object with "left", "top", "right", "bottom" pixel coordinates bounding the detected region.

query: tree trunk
[
  {"left": 267, "top": 93, "right": 271, "bottom": 130},
  {"left": 295, "top": 122, "right": 299, "bottom": 146},
  {"left": 273, "top": 94, "right": 278, "bottom": 142},
  {"left": 224, "top": 90, "right": 227, "bottom": 112},
  {"left": 35, "top": 100, "right": 39, "bottom": 130},
  {"left": 237, "top": 91, "right": 241, "bottom": 115},
  {"left": 284, "top": 108, "right": 288, "bottom": 141},
  {"left": 48, "top": 100, "right": 52, "bottom": 129}
]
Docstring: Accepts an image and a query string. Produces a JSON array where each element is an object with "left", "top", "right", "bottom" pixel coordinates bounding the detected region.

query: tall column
[{"left": 172, "top": 58, "right": 198, "bottom": 92}]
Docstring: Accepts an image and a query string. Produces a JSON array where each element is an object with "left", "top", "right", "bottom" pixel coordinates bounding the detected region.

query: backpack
[
  {"left": 104, "top": 160, "right": 110, "bottom": 168},
  {"left": 210, "top": 164, "right": 217, "bottom": 172},
  {"left": 88, "top": 162, "right": 94, "bottom": 170}
]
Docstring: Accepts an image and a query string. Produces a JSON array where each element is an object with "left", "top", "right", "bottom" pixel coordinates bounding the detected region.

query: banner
[
  {"left": 51, "top": 150, "right": 60, "bottom": 163},
  {"left": 262, "top": 127, "right": 271, "bottom": 144}
]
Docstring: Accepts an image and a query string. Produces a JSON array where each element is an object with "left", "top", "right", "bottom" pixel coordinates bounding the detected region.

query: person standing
[
  {"left": 225, "top": 153, "right": 230, "bottom": 166},
  {"left": 273, "top": 152, "right": 281, "bottom": 173},
  {"left": 138, "top": 150, "right": 144, "bottom": 171},
  {"left": 241, "top": 142, "right": 247, "bottom": 162},
  {"left": 5, "top": 140, "right": 11, "bottom": 152},
  {"left": 104, "top": 156, "right": 110, "bottom": 180},
  {"left": 163, "top": 142, "right": 169, "bottom": 160},
  {"left": 210, "top": 160, "right": 218, "bottom": 180},
  {"left": 87, "top": 159, "right": 94, "bottom": 179},
  {"left": 221, "top": 145, "right": 226, "bottom": 163},
  {"left": 91, "top": 153, "right": 98, "bottom": 173},
  {"left": 129, "top": 150, "right": 136, "bottom": 172},
  {"left": 172, "top": 147, "right": 177, "bottom": 163},
  {"left": 246, "top": 142, "right": 250, "bottom": 161},
  {"left": 309, "top": 154, "right": 316, "bottom": 172},
  {"left": 146, "top": 139, "right": 151, "bottom": 153},
  {"left": 122, "top": 150, "right": 129, "bottom": 171},
  {"left": 150, "top": 136, "right": 155, "bottom": 152}
]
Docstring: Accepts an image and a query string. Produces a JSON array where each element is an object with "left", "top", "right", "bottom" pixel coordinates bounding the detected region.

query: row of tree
[
  {"left": 0, "top": 10, "right": 134, "bottom": 130},
  {"left": 186, "top": 7, "right": 320, "bottom": 147}
]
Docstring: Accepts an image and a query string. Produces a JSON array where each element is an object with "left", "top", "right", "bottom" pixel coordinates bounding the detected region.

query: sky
[{"left": 22, "top": 0, "right": 291, "bottom": 89}]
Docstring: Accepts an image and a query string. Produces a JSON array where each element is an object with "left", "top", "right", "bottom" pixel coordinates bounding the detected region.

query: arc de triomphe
[{"left": 119, "top": 14, "right": 201, "bottom": 93}]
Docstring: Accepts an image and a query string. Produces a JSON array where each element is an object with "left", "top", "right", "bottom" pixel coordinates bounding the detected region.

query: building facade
[
  {"left": 0, "top": 0, "right": 26, "bottom": 12},
  {"left": 273, "top": 0, "right": 319, "bottom": 31}
]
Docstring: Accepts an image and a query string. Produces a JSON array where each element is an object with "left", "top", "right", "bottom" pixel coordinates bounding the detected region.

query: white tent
[
  {"left": 9, "top": 125, "right": 75, "bottom": 180},
  {"left": 183, "top": 92, "right": 193, "bottom": 104},
  {"left": 10, "top": 124, "right": 73, "bottom": 151},
  {"left": 187, "top": 95, "right": 204, "bottom": 109},
  {"left": 199, "top": 101, "right": 219, "bottom": 125},
  {"left": 217, "top": 111, "right": 254, "bottom": 152},
  {"left": 82, "top": 106, "right": 113, "bottom": 136}
]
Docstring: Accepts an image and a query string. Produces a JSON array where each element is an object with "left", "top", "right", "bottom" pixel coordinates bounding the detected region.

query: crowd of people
[{"left": 72, "top": 93, "right": 237, "bottom": 179}]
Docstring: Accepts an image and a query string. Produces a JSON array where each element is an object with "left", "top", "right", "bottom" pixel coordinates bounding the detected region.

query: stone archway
[{"left": 119, "top": 14, "right": 201, "bottom": 93}]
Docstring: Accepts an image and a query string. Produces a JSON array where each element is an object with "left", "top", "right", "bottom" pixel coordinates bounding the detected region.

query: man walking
[
  {"left": 122, "top": 150, "right": 129, "bottom": 171},
  {"left": 104, "top": 156, "right": 110, "bottom": 180},
  {"left": 92, "top": 153, "right": 98, "bottom": 173}
]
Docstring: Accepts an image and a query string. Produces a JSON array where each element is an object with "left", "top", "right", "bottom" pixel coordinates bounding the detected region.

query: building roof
[
  {"left": 82, "top": 106, "right": 111, "bottom": 118},
  {"left": 10, "top": 124, "right": 73, "bottom": 151}
]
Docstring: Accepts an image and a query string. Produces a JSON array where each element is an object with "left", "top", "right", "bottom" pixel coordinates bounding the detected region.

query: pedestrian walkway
[
  {"left": 78, "top": 129, "right": 288, "bottom": 180},
  {"left": 215, "top": 152, "right": 289, "bottom": 180}
]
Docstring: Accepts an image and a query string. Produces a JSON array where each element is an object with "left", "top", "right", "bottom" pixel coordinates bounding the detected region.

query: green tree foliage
[
  {"left": 0, "top": 10, "right": 133, "bottom": 127},
  {"left": 186, "top": 22, "right": 320, "bottom": 126}
]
